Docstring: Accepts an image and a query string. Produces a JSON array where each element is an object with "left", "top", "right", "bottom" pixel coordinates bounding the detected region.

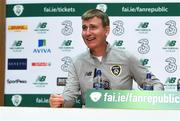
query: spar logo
[
  {"left": 112, "top": 20, "right": 125, "bottom": 36},
  {"left": 13, "top": 5, "right": 24, "bottom": 16}
]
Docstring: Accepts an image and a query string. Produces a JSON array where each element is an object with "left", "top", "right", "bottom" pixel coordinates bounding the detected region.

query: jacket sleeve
[
  {"left": 128, "top": 53, "right": 164, "bottom": 90},
  {"left": 62, "top": 61, "right": 80, "bottom": 107}
]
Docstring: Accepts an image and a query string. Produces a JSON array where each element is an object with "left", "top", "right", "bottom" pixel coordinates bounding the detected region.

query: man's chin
[{"left": 86, "top": 43, "right": 96, "bottom": 49}]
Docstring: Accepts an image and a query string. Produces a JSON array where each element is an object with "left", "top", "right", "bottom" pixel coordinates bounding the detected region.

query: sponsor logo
[
  {"left": 162, "top": 40, "right": 178, "bottom": 52},
  {"left": 61, "top": 20, "right": 73, "bottom": 36},
  {"left": 58, "top": 40, "right": 74, "bottom": 51},
  {"left": 34, "top": 22, "right": 49, "bottom": 34},
  {"left": 57, "top": 77, "right": 67, "bottom": 86},
  {"left": 165, "top": 20, "right": 177, "bottom": 36},
  {"left": 110, "top": 65, "right": 122, "bottom": 76},
  {"left": 164, "top": 77, "right": 177, "bottom": 91},
  {"left": 8, "top": 58, "right": 27, "bottom": 70},
  {"left": 13, "top": 5, "right": 24, "bottom": 16},
  {"left": 9, "top": 40, "right": 24, "bottom": 52},
  {"left": 33, "top": 76, "right": 48, "bottom": 87},
  {"left": 165, "top": 57, "right": 177, "bottom": 73},
  {"left": 85, "top": 71, "right": 93, "bottom": 77},
  {"left": 8, "top": 25, "right": 28, "bottom": 31},
  {"left": 11, "top": 95, "right": 22, "bottom": 106},
  {"left": 112, "top": 40, "right": 125, "bottom": 50},
  {"left": 7, "top": 79, "right": 27, "bottom": 84},
  {"left": 138, "top": 39, "right": 150, "bottom": 54},
  {"left": 33, "top": 39, "right": 51, "bottom": 53},
  {"left": 32, "top": 62, "right": 51, "bottom": 66},
  {"left": 140, "top": 58, "right": 151, "bottom": 68},
  {"left": 135, "top": 22, "right": 151, "bottom": 34},
  {"left": 61, "top": 56, "right": 72, "bottom": 72},
  {"left": 112, "top": 20, "right": 125, "bottom": 36}
]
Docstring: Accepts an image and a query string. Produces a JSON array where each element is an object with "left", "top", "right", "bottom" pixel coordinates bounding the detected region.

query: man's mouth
[{"left": 86, "top": 37, "right": 96, "bottom": 41}]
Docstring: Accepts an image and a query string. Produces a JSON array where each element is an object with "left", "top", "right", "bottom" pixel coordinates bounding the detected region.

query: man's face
[{"left": 82, "top": 17, "right": 109, "bottom": 50}]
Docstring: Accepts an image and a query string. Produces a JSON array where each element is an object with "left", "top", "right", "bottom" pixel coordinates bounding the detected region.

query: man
[{"left": 49, "top": 9, "right": 164, "bottom": 108}]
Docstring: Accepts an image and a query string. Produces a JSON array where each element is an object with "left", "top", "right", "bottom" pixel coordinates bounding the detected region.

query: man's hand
[{"left": 49, "top": 94, "right": 64, "bottom": 108}]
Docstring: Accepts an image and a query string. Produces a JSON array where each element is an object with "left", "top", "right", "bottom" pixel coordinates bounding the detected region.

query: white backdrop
[{"left": 5, "top": 0, "right": 180, "bottom": 107}]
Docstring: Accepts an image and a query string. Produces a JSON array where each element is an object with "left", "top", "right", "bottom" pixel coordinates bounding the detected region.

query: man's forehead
[{"left": 82, "top": 17, "right": 102, "bottom": 25}]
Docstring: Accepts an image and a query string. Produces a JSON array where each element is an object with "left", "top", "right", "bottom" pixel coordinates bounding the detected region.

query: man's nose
[{"left": 84, "top": 28, "right": 92, "bottom": 35}]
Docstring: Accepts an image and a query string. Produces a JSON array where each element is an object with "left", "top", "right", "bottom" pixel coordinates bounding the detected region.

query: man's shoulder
[
  {"left": 72, "top": 51, "right": 89, "bottom": 62},
  {"left": 110, "top": 46, "right": 131, "bottom": 57}
]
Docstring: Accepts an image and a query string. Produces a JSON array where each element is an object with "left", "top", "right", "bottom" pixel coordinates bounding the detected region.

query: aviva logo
[
  {"left": 38, "top": 39, "right": 46, "bottom": 47},
  {"left": 33, "top": 39, "right": 51, "bottom": 53}
]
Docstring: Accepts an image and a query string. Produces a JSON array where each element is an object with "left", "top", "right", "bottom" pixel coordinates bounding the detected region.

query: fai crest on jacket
[{"left": 110, "top": 65, "right": 122, "bottom": 76}]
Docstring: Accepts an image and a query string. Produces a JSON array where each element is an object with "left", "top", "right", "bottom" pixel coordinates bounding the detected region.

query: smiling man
[{"left": 49, "top": 9, "right": 164, "bottom": 108}]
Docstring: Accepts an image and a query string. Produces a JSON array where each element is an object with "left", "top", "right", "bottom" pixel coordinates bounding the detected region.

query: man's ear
[{"left": 105, "top": 26, "right": 110, "bottom": 36}]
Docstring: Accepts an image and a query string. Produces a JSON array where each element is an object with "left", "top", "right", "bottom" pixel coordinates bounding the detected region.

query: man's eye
[{"left": 82, "top": 26, "right": 87, "bottom": 30}]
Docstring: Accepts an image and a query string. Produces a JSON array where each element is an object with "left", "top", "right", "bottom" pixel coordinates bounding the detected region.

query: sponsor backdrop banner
[{"left": 5, "top": 1, "right": 180, "bottom": 108}]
